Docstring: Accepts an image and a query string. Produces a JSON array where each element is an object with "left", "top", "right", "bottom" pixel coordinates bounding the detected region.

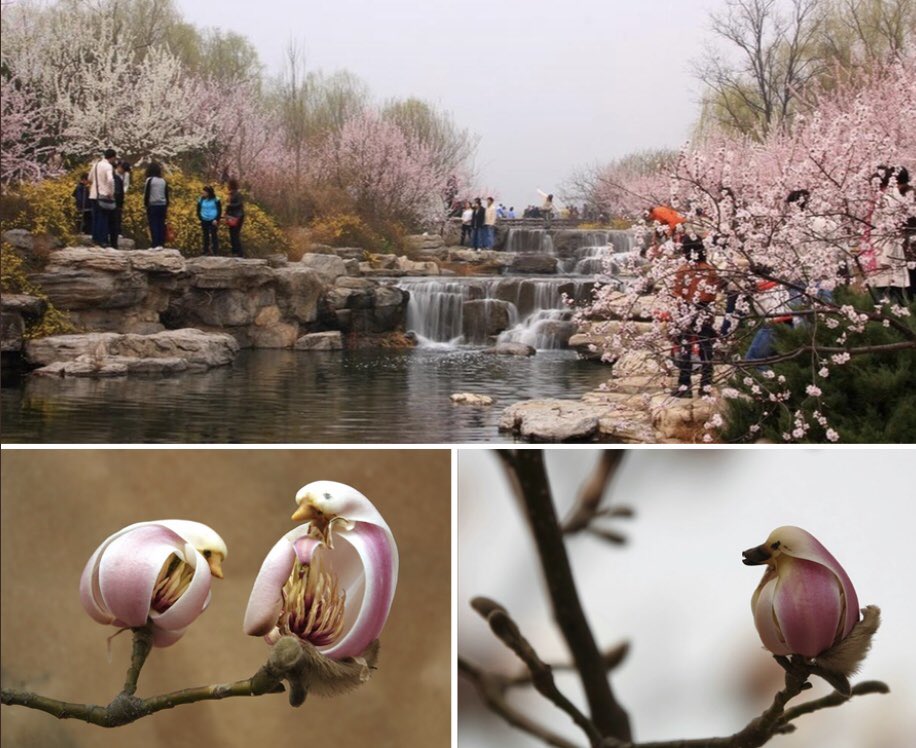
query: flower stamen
[
  {"left": 280, "top": 552, "right": 346, "bottom": 647},
  {"left": 152, "top": 554, "right": 195, "bottom": 613}
]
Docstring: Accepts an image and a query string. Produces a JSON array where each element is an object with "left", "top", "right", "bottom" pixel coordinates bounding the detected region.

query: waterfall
[
  {"left": 398, "top": 228, "right": 636, "bottom": 349},
  {"left": 504, "top": 228, "right": 555, "bottom": 254},
  {"left": 400, "top": 277, "right": 594, "bottom": 349}
]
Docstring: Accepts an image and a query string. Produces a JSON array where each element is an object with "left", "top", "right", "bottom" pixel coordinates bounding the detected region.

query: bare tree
[{"left": 694, "top": 0, "right": 826, "bottom": 139}]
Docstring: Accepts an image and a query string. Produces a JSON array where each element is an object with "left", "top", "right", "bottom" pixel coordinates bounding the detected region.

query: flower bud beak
[
  {"left": 206, "top": 552, "right": 225, "bottom": 579},
  {"left": 742, "top": 544, "right": 772, "bottom": 565}
]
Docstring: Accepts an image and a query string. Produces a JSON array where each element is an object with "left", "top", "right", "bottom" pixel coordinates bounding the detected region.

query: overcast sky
[{"left": 175, "top": 0, "right": 716, "bottom": 208}]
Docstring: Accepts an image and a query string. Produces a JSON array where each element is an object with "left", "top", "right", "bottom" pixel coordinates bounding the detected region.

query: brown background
[{"left": 1, "top": 449, "right": 450, "bottom": 748}]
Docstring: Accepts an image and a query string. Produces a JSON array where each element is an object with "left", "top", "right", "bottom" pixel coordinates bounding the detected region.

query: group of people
[
  {"left": 459, "top": 197, "right": 498, "bottom": 250},
  {"left": 75, "top": 147, "right": 247, "bottom": 256},
  {"left": 651, "top": 165, "right": 915, "bottom": 398}
]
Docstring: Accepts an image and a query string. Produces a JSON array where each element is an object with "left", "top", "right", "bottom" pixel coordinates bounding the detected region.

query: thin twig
[
  {"left": 459, "top": 657, "right": 580, "bottom": 748},
  {"left": 499, "top": 449, "right": 633, "bottom": 742},
  {"left": 471, "top": 596, "right": 604, "bottom": 747},
  {"left": 562, "top": 451, "right": 629, "bottom": 536}
]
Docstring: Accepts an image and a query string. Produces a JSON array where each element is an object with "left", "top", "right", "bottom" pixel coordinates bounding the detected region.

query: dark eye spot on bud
[
  {"left": 324, "top": 493, "right": 332, "bottom": 500},
  {"left": 770, "top": 541, "right": 781, "bottom": 550},
  {"left": 203, "top": 550, "right": 212, "bottom": 558}
]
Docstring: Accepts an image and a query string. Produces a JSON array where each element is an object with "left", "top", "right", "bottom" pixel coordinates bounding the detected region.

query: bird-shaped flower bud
[
  {"left": 79, "top": 520, "right": 227, "bottom": 647},
  {"left": 743, "top": 526, "right": 859, "bottom": 659},
  {"left": 243, "top": 481, "right": 398, "bottom": 660}
]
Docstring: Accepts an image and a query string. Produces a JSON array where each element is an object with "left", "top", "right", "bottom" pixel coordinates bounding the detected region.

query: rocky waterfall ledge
[{"left": 8, "top": 246, "right": 410, "bottom": 377}]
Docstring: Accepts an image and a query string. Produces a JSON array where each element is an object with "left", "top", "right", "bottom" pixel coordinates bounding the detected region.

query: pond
[{"left": 0, "top": 348, "right": 611, "bottom": 443}]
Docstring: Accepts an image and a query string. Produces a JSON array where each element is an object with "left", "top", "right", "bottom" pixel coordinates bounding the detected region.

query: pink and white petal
[
  {"left": 243, "top": 536, "right": 297, "bottom": 637},
  {"left": 149, "top": 550, "right": 212, "bottom": 631},
  {"left": 753, "top": 576, "right": 791, "bottom": 655},
  {"left": 773, "top": 556, "right": 843, "bottom": 657},
  {"left": 79, "top": 550, "right": 115, "bottom": 624},
  {"left": 151, "top": 625, "right": 187, "bottom": 648},
  {"left": 98, "top": 525, "right": 186, "bottom": 628},
  {"left": 321, "top": 522, "right": 398, "bottom": 660},
  {"left": 292, "top": 535, "right": 321, "bottom": 565},
  {"left": 772, "top": 526, "right": 859, "bottom": 637}
]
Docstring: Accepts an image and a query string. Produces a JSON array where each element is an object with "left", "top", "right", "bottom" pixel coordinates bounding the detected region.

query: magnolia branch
[
  {"left": 498, "top": 450, "right": 632, "bottom": 742},
  {"left": 1, "top": 627, "right": 377, "bottom": 727}
]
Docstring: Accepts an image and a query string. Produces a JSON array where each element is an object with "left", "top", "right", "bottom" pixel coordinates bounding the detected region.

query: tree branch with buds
[
  {"left": 462, "top": 451, "right": 889, "bottom": 748},
  {"left": 1, "top": 626, "right": 379, "bottom": 727}
]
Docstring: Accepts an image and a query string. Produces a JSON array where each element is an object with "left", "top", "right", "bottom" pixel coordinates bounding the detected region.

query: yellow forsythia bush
[
  {"left": 308, "top": 213, "right": 385, "bottom": 250},
  {"left": 0, "top": 242, "right": 76, "bottom": 338},
  {"left": 8, "top": 168, "right": 289, "bottom": 258}
]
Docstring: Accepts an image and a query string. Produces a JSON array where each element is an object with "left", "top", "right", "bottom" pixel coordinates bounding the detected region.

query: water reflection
[{"left": 1, "top": 349, "right": 610, "bottom": 443}]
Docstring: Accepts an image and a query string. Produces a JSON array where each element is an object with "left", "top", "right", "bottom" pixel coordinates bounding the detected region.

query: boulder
[
  {"left": 300, "top": 253, "right": 347, "bottom": 284},
  {"left": 462, "top": 299, "right": 513, "bottom": 343},
  {"left": 295, "top": 331, "right": 344, "bottom": 351},
  {"left": 2, "top": 229, "right": 62, "bottom": 252},
  {"left": 250, "top": 320, "right": 299, "bottom": 349},
  {"left": 125, "top": 249, "right": 185, "bottom": 274},
  {"left": 509, "top": 254, "right": 558, "bottom": 274},
  {"left": 396, "top": 256, "right": 439, "bottom": 275},
  {"left": 484, "top": 342, "right": 537, "bottom": 357},
  {"left": 274, "top": 266, "right": 323, "bottom": 324},
  {"left": 185, "top": 257, "right": 274, "bottom": 290},
  {"left": 25, "top": 329, "right": 238, "bottom": 372},
  {"left": 333, "top": 247, "right": 365, "bottom": 261},
  {"left": 405, "top": 233, "right": 445, "bottom": 251},
  {"left": 499, "top": 400, "right": 603, "bottom": 442},
  {"left": 31, "top": 266, "right": 149, "bottom": 310},
  {"left": 450, "top": 393, "right": 494, "bottom": 405}
]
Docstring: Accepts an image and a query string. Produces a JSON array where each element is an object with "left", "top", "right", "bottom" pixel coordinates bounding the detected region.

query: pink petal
[
  {"left": 753, "top": 574, "right": 791, "bottom": 655},
  {"left": 773, "top": 556, "right": 843, "bottom": 657},
  {"left": 151, "top": 626, "right": 187, "bottom": 648},
  {"left": 98, "top": 525, "right": 186, "bottom": 628},
  {"left": 243, "top": 536, "right": 297, "bottom": 637},
  {"left": 771, "top": 526, "right": 859, "bottom": 637},
  {"left": 292, "top": 535, "right": 320, "bottom": 565},
  {"left": 320, "top": 521, "right": 398, "bottom": 660},
  {"left": 79, "top": 545, "right": 116, "bottom": 624},
  {"left": 149, "top": 550, "right": 212, "bottom": 631}
]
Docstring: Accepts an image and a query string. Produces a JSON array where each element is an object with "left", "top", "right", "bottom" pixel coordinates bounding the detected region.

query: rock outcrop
[
  {"left": 1, "top": 294, "right": 47, "bottom": 353},
  {"left": 25, "top": 329, "right": 239, "bottom": 378}
]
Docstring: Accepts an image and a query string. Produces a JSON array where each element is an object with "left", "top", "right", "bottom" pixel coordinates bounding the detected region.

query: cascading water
[{"left": 398, "top": 228, "right": 638, "bottom": 350}]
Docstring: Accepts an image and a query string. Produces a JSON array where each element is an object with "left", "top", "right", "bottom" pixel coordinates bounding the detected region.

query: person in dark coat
[
  {"left": 73, "top": 173, "right": 92, "bottom": 234},
  {"left": 471, "top": 197, "right": 486, "bottom": 251},
  {"left": 108, "top": 162, "right": 126, "bottom": 249},
  {"left": 225, "top": 178, "right": 245, "bottom": 257}
]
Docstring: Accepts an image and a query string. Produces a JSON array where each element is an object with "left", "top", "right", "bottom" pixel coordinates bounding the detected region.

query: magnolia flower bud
[
  {"left": 244, "top": 481, "right": 398, "bottom": 661},
  {"left": 743, "top": 526, "right": 859, "bottom": 659},
  {"left": 79, "top": 520, "right": 227, "bottom": 647}
]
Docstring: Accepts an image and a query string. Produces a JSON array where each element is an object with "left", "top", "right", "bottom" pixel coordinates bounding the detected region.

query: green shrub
[{"left": 722, "top": 288, "right": 916, "bottom": 443}]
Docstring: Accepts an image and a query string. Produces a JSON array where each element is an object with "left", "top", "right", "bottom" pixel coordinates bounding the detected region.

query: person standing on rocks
[
  {"left": 197, "top": 185, "right": 222, "bottom": 256},
  {"left": 108, "top": 161, "right": 126, "bottom": 249},
  {"left": 225, "top": 178, "right": 245, "bottom": 258},
  {"left": 460, "top": 200, "right": 473, "bottom": 245},
  {"left": 72, "top": 173, "right": 92, "bottom": 235},
  {"left": 88, "top": 148, "right": 118, "bottom": 246},
  {"left": 484, "top": 196, "right": 497, "bottom": 249},
  {"left": 471, "top": 197, "right": 486, "bottom": 251},
  {"left": 541, "top": 193, "right": 554, "bottom": 228},
  {"left": 143, "top": 162, "right": 170, "bottom": 248}
]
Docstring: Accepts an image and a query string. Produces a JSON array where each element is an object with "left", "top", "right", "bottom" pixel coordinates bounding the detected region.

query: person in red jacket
[{"left": 670, "top": 236, "right": 722, "bottom": 397}]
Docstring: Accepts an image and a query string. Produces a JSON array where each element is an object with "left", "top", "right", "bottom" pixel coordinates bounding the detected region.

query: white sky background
[
  {"left": 174, "top": 0, "right": 714, "bottom": 209},
  {"left": 458, "top": 449, "right": 916, "bottom": 748}
]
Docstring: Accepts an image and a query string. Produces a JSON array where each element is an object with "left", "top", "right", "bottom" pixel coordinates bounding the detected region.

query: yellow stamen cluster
[
  {"left": 280, "top": 553, "right": 346, "bottom": 647},
  {"left": 152, "top": 554, "right": 195, "bottom": 613}
]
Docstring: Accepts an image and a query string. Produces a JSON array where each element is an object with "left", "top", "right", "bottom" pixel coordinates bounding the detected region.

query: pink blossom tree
[{"left": 581, "top": 54, "right": 916, "bottom": 442}]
